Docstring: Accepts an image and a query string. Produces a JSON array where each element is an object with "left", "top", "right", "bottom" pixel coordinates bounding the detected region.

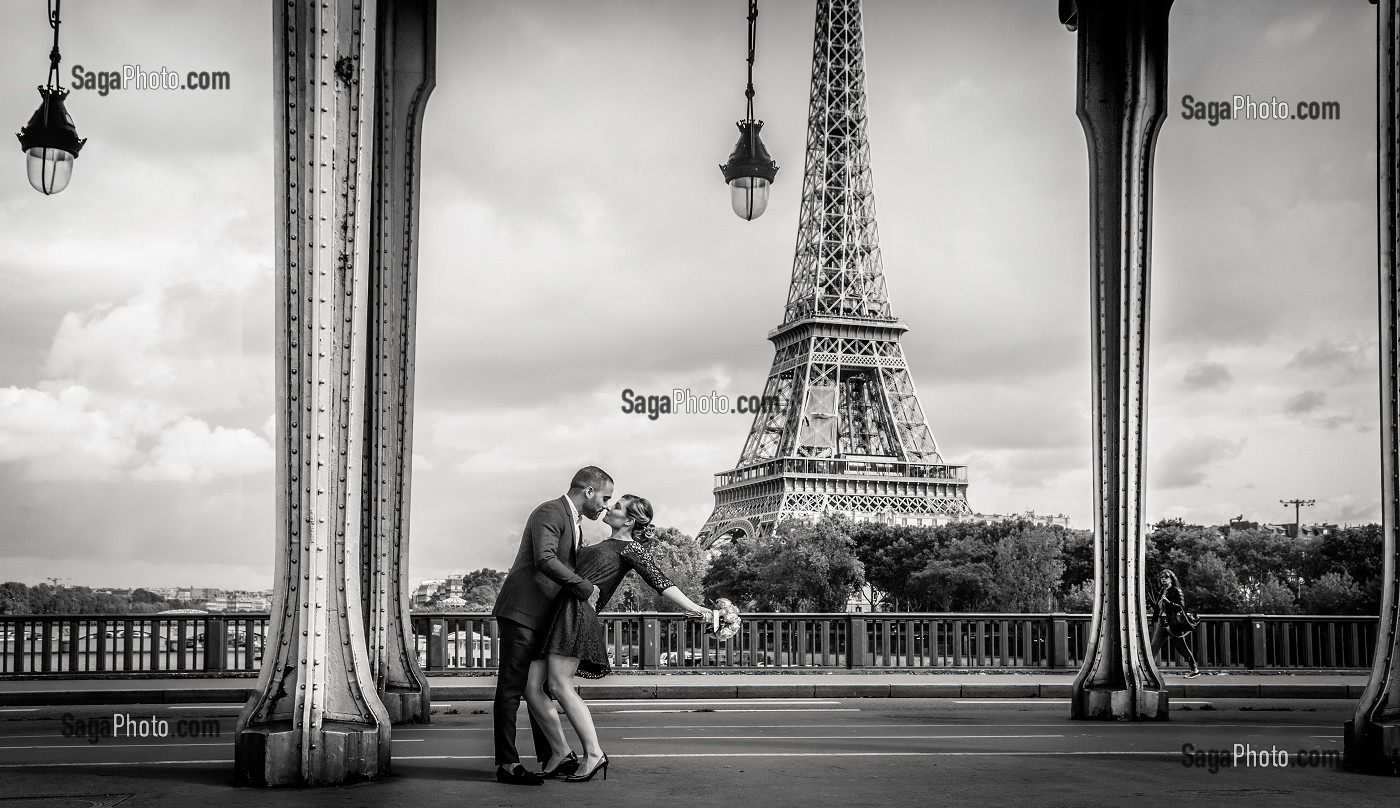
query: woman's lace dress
[{"left": 538, "top": 538, "right": 676, "bottom": 678}]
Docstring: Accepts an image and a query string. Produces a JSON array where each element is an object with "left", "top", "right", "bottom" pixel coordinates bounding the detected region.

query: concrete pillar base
[
  {"left": 235, "top": 721, "right": 389, "bottom": 787},
  {"left": 1071, "top": 687, "right": 1169, "bottom": 721},
  {"left": 1345, "top": 720, "right": 1400, "bottom": 775},
  {"left": 381, "top": 686, "right": 431, "bottom": 725}
]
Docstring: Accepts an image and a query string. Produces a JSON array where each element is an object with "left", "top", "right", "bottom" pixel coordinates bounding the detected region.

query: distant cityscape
[{"left": 103, "top": 587, "right": 272, "bottom": 612}]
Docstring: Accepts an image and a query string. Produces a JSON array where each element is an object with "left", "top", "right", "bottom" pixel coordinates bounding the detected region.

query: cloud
[
  {"left": 133, "top": 418, "right": 272, "bottom": 482},
  {"left": 1182, "top": 361, "right": 1233, "bottom": 392},
  {"left": 1283, "top": 389, "right": 1362, "bottom": 430},
  {"left": 0, "top": 385, "right": 137, "bottom": 480},
  {"left": 1286, "top": 336, "right": 1375, "bottom": 379},
  {"left": 1264, "top": 9, "right": 1328, "bottom": 47},
  {"left": 1153, "top": 435, "right": 1245, "bottom": 489},
  {"left": 1284, "top": 389, "right": 1327, "bottom": 416},
  {"left": 1326, "top": 493, "right": 1381, "bottom": 525}
]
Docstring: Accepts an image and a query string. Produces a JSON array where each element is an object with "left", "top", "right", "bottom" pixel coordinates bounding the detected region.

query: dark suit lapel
[{"left": 558, "top": 495, "right": 577, "bottom": 563}]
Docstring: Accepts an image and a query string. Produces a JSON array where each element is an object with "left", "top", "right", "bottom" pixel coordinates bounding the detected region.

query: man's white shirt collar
[{"left": 563, "top": 495, "right": 581, "bottom": 547}]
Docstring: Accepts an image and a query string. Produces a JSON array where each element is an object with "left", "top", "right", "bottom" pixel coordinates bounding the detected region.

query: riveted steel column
[
  {"left": 1347, "top": 0, "right": 1400, "bottom": 775},
  {"left": 1063, "top": 0, "right": 1173, "bottom": 721},
  {"left": 362, "top": 0, "right": 434, "bottom": 726},
  {"left": 235, "top": 0, "right": 391, "bottom": 786}
]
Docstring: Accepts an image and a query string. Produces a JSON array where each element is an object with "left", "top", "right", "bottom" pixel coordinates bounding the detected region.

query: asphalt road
[{"left": 0, "top": 698, "right": 1394, "bottom": 807}]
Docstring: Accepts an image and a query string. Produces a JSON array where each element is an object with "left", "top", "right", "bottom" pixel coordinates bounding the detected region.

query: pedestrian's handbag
[{"left": 1167, "top": 611, "right": 1200, "bottom": 637}]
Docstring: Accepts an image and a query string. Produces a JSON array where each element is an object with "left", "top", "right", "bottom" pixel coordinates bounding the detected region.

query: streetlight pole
[{"left": 1279, "top": 498, "right": 1315, "bottom": 539}]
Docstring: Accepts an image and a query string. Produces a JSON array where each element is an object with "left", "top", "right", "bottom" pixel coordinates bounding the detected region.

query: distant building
[
  {"left": 966, "top": 511, "right": 1072, "bottom": 529},
  {"left": 413, "top": 579, "right": 446, "bottom": 609}
]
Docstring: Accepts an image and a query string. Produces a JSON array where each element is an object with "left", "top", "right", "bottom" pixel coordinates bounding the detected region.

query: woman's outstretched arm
[{"left": 658, "top": 585, "right": 709, "bottom": 618}]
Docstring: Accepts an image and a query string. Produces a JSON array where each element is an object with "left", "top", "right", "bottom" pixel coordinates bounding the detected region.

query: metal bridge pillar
[
  {"left": 1062, "top": 0, "right": 1173, "bottom": 721},
  {"left": 361, "top": 0, "right": 435, "bottom": 728},
  {"left": 1347, "top": 0, "right": 1400, "bottom": 776},
  {"left": 235, "top": 0, "right": 435, "bottom": 786}
]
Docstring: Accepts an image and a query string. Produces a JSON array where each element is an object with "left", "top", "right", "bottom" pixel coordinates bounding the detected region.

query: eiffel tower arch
[{"left": 698, "top": 0, "right": 971, "bottom": 549}]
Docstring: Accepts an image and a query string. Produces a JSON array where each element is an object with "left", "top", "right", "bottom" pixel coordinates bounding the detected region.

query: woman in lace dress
[{"left": 523, "top": 495, "right": 711, "bottom": 783}]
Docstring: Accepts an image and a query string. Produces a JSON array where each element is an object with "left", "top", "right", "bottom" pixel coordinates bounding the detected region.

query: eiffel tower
[{"left": 698, "top": 0, "right": 971, "bottom": 548}]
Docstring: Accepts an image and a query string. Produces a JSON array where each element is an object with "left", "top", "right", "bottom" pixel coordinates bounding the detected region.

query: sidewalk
[{"left": 0, "top": 670, "right": 1371, "bottom": 706}]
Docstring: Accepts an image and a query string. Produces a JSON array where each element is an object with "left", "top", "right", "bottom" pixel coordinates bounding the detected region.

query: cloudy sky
[{"left": 0, "top": 0, "right": 1382, "bottom": 591}]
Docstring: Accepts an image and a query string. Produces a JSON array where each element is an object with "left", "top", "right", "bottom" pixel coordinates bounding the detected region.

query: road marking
[
  {"left": 0, "top": 709, "right": 38, "bottom": 713},
  {"left": 596, "top": 700, "right": 842, "bottom": 706},
  {"left": 169, "top": 706, "right": 232, "bottom": 710},
  {"left": 950, "top": 699, "right": 1217, "bottom": 706},
  {"left": 621, "top": 734, "right": 1066, "bottom": 740},
  {"left": 0, "top": 743, "right": 228, "bottom": 750},
  {"left": 0, "top": 759, "right": 231, "bottom": 768},
  {"left": 609, "top": 708, "right": 861, "bottom": 714},
  {"left": 388, "top": 751, "right": 1186, "bottom": 760},
  {"left": 0, "top": 738, "right": 421, "bottom": 752}
]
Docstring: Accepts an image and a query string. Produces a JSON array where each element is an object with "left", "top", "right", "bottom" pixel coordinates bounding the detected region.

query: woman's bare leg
[
  {"left": 524, "top": 658, "right": 571, "bottom": 770},
  {"left": 547, "top": 654, "right": 604, "bottom": 770}
]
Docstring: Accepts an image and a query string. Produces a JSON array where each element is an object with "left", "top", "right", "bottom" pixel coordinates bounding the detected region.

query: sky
[{"left": 0, "top": 0, "right": 1383, "bottom": 591}]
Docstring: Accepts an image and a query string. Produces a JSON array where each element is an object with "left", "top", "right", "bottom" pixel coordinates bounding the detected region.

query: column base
[
  {"left": 1345, "top": 719, "right": 1400, "bottom": 775},
  {"left": 382, "top": 685, "right": 431, "bottom": 725},
  {"left": 1071, "top": 687, "right": 1169, "bottom": 720},
  {"left": 235, "top": 720, "right": 390, "bottom": 787}
]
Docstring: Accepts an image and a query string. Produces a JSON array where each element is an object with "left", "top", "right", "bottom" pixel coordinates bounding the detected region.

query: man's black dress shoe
[{"left": 496, "top": 764, "right": 545, "bottom": 786}]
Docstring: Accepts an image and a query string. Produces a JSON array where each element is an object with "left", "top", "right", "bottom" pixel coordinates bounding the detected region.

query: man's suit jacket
[{"left": 492, "top": 496, "right": 596, "bottom": 631}]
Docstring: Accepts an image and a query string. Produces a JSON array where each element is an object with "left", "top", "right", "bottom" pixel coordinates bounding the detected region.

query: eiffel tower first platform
[{"left": 698, "top": 0, "right": 971, "bottom": 549}]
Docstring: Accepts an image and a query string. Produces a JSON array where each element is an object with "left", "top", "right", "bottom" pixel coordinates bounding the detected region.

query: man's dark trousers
[{"left": 493, "top": 616, "right": 552, "bottom": 767}]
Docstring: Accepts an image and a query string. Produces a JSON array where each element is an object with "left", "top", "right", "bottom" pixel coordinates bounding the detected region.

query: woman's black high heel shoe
[
  {"left": 541, "top": 751, "right": 579, "bottom": 778},
  {"left": 564, "top": 753, "right": 609, "bottom": 782}
]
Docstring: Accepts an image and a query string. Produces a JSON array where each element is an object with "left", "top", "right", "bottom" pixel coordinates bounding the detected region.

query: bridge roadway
[{"left": 0, "top": 672, "right": 1392, "bottom": 807}]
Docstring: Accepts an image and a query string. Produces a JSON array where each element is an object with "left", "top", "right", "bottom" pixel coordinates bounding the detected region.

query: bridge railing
[{"left": 0, "top": 612, "right": 1379, "bottom": 677}]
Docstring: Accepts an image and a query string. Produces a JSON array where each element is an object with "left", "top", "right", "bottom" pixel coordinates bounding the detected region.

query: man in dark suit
[{"left": 490, "top": 466, "right": 612, "bottom": 785}]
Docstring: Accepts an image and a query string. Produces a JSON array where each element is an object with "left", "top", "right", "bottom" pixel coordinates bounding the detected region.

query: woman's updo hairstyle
[{"left": 621, "top": 494, "right": 658, "bottom": 542}]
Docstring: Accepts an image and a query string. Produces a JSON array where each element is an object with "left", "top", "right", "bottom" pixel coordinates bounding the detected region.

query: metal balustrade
[{"left": 0, "top": 612, "right": 1379, "bottom": 677}]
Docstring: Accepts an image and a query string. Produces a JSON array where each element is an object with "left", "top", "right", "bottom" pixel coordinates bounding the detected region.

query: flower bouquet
[{"left": 706, "top": 598, "right": 743, "bottom": 641}]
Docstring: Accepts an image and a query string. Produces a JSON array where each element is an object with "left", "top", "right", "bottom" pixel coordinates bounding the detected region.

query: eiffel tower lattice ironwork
[{"left": 698, "top": 0, "right": 971, "bottom": 549}]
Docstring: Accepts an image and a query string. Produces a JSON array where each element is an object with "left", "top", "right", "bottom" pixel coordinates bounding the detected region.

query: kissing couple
[{"left": 489, "top": 465, "right": 713, "bottom": 785}]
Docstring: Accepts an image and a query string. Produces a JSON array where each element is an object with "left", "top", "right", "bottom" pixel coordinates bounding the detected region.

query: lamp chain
[
  {"left": 744, "top": 0, "right": 758, "bottom": 121},
  {"left": 45, "top": 0, "right": 63, "bottom": 90}
]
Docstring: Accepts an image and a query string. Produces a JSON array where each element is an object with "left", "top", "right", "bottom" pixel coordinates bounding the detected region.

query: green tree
[
  {"left": 1059, "top": 529, "right": 1095, "bottom": 597},
  {"left": 0, "top": 582, "right": 32, "bottom": 614},
  {"left": 1176, "top": 552, "right": 1242, "bottom": 613},
  {"left": 908, "top": 547, "right": 994, "bottom": 611},
  {"left": 1222, "top": 528, "right": 1304, "bottom": 590},
  {"left": 456, "top": 569, "right": 506, "bottom": 610},
  {"left": 1304, "top": 525, "right": 1383, "bottom": 614},
  {"left": 612, "top": 527, "right": 710, "bottom": 612},
  {"left": 1301, "top": 571, "right": 1365, "bottom": 614},
  {"left": 850, "top": 522, "right": 942, "bottom": 609},
  {"left": 704, "top": 516, "right": 864, "bottom": 611},
  {"left": 1240, "top": 576, "right": 1298, "bottom": 614},
  {"left": 1060, "top": 580, "right": 1094, "bottom": 612},
  {"left": 992, "top": 526, "right": 1066, "bottom": 612}
]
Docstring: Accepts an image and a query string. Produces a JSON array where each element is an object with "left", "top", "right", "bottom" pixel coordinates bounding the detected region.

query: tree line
[
  {"left": 3, "top": 516, "right": 1384, "bottom": 616},
  {"left": 0, "top": 583, "right": 192, "bottom": 615}
]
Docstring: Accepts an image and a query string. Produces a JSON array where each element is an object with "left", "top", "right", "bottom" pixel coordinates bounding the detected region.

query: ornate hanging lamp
[
  {"left": 17, "top": 0, "right": 86, "bottom": 195},
  {"left": 719, "top": 0, "right": 778, "bottom": 220}
]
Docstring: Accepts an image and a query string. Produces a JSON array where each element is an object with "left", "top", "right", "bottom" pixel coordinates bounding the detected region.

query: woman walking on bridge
[{"left": 1151, "top": 569, "right": 1201, "bottom": 677}]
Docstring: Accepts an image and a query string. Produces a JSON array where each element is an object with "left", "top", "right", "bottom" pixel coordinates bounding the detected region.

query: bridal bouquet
[{"left": 708, "top": 598, "right": 743, "bottom": 641}]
